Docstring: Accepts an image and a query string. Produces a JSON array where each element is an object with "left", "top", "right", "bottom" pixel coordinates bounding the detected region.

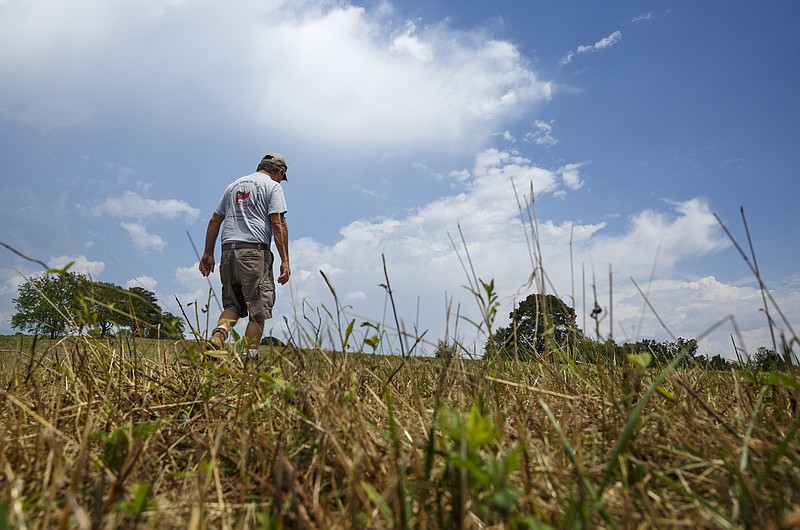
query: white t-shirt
[{"left": 214, "top": 172, "right": 287, "bottom": 246}]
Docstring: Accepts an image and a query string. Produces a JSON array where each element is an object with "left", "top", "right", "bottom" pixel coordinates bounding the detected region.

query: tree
[
  {"left": 12, "top": 273, "right": 184, "bottom": 339},
  {"left": 704, "top": 354, "right": 735, "bottom": 371},
  {"left": 11, "top": 272, "right": 87, "bottom": 338},
  {"left": 261, "top": 336, "right": 285, "bottom": 347},
  {"left": 75, "top": 280, "right": 127, "bottom": 337},
  {"left": 487, "top": 293, "right": 581, "bottom": 359},
  {"left": 616, "top": 337, "right": 698, "bottom": 367},
  {"left": 121, "top": 287, "right": 184, "bottom": 339},
  {"left": 752, "top": 347, "right": 787, "bottom": 372}
]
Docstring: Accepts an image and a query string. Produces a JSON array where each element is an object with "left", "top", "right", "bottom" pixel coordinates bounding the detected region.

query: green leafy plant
[
  {"left": 114, "top": 482, "right": 156, "bottom": 521},
  {"left": 436, "top": 404, "right": 530, "bottom": 525}
]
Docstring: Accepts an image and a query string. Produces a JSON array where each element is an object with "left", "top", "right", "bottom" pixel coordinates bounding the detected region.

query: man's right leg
[{"left": 209, "top": 309, "right": 239, "bottom": 349}]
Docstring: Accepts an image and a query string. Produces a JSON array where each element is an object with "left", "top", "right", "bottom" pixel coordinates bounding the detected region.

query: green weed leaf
[
  {"left": 626, "top": 352, "right": 652, "bottom": 369},
  {"left": 466, "top": 405, "right": 499, "bottom": 449},
  {"left": 361, "top": 480, "right": 393, "bottom": 523}
]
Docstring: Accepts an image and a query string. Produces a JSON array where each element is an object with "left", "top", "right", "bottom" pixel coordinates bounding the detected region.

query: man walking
[{"left": 198, "top": 153, "right": 291, "bottom": 358}]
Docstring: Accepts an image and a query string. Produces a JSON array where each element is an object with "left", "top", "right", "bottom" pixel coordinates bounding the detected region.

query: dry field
[{"left": 1, "top": 334, "right": 798, "bottom": 529}]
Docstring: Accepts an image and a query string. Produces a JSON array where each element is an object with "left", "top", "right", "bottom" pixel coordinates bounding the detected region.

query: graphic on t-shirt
[{"left": 235, "top": 190, "right": 252, "bottom": 206}]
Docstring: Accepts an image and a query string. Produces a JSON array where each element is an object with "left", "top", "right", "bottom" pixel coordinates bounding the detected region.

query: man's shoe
[{"left": 207, "top": 328, "right": 228, "bottom": 350}]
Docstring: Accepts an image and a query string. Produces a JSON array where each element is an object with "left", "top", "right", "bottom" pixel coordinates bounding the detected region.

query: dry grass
[{"left": 1, "top": 333, "right": 798, "bottom": 529}]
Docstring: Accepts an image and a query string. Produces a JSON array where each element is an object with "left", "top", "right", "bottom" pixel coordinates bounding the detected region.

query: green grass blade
[
  {"left": 651, "top": 470, "right": 734, "bottom": 529},
  {"left": 540, "top": 400, "right": 616, "bottom": 529},
  {"left": 600, "top": 348, "right": 688, "bottom": 491}
]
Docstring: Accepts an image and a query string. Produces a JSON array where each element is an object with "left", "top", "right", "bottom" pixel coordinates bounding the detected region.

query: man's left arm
[
  {"left": 199, "top": 213, "right": 223, "bottom": 277},
  {"left": 270, "top": 212, "right": 290, "bottom": 284}
]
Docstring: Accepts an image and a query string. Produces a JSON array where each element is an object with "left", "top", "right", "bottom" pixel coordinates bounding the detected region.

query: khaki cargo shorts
[{"left": 219, "top": 247, "right": 275, "bottom": 322}]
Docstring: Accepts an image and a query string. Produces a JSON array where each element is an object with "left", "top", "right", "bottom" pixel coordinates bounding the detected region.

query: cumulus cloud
[
  {"left": 127, "top": 275, "right": 158, "bottom": 292},
  {"left": 525, "top": 120, "right": 558, "bottom": 146},
  {"left": 585, "top": 199, "right": 730, "bottom": 274},
  {"left": 85, "top": 191, "right": 200, "bottom": 222},
  {"left": 560, "top": 30, "right": 622, "bottom": 65},
  {"left": 610, "top": 275, "right": 800, "bottom": 358},
  {"left": 558, "top": 163, "right": 585, "bottom": 190},
  {"left": 122, "top": 223, "right": 167, "bottom": 252},
  {"left": 0, "top": 0, "right": 552, "bottom": 155},
  {"left": 0, "top": 267, "right": 32, "bottom": 332},
  {"left": 80, "top": 191, "right": 200, "bottom": 223},
  {"left": 48, "top": 255, "right": 106, "bottom": 276},
  {"left": 258, "top": 7, "right": 553, "bottom": 153},
  {"left": 167, "top": 262, "right": 225, "bottom": 319},
  {"left": 391, "top": 21, "right": 434, "bottom": 62}
]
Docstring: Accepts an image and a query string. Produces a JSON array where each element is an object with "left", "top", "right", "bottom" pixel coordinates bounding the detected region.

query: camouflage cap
[{"left": 260, "top": 153, "right": 288, "bottom": 177}]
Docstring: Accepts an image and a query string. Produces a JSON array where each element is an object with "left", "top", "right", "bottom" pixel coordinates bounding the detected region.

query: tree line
[
  {"left": 12, "top": 271, "right": 789, "bottom": 370},
  {"left": 481, "top": 293, "right": 788, "bottom": 371},
  {"left": 11, "top": 271, "right": 184, "bottom": 339}
]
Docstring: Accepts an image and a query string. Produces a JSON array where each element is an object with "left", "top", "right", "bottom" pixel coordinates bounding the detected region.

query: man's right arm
[{"left": 199, "top": 213, "right": 223, "bottom": 277}]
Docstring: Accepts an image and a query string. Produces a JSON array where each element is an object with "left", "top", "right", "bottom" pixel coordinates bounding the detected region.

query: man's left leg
[
  {"left": 244, "top": 319, "right": 264, "bottom": 358},
  {"left": 240, "top": 247, "right": 274, "bottom": 358}
]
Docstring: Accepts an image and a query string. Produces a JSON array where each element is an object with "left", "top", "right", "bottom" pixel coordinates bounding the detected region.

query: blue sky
[{"left": 1, "top": 0, "right": 798, "bottom": 358}]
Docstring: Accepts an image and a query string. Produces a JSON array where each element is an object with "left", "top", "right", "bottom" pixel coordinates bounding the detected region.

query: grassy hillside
[{"left": 1, "top": 334, "right": 798, "bottom": 528}]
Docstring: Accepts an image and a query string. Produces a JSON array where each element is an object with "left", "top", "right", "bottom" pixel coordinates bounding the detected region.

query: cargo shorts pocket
[{"left": 240, "top": 249, "right": 274, "bottom": 321}]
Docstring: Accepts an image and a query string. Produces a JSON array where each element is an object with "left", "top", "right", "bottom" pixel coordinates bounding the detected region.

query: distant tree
[
  {"left": 752, "top": 347, "right": 787, "bottom": 372},
  {"left": 11, "top": 272, "right": 87, "bottom": 338},
  {"left": 703, "top": 354, "right": 735, "bottom": 371},
  {"left": 123, "top": 287, "right": 159, "bottom": 337},
  {"left": 261, "top": 336, "right": 285, "bottom": 347},
  {"left": 12, "top": 273, "right": 184, "bottom": 339},
  {"left": 122, "top": 287, "right": 184, "bottom": 339},
  {"left": 75, "top": 280, "right": 127, "bottom": 337},
  {"left": 617, "top": 337, "right": 698, "bottom": 367},
  {"left": 487, "top": 293, "right": 581, "bottom": 359},
  {"left": 433, "top": 340, "right": 458, "bottom": 359}
]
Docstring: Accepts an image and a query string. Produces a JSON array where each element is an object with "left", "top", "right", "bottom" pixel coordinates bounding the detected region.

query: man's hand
[
  {"left": 199, "top": 214, "right": 223, "bottom": 277},
  {"left": 277, "top": 261, "right": 290, "bottom": 285},
  {"left": 199, "top": 253, "right": 215, "bottom": 277},
  {"left": 270, "top": 212, "right": 290, "bottom": 285}
]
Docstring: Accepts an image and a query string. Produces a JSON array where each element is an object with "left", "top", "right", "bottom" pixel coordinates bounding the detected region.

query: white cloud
[
  {"left": 448, "top": 169, "right": 471, "bottom": 183},
  {"left": 586, "top": 199, "right": 730, "bottom": 274},
  {"left": 127, "top": 275, "right": 158, "bottom": 292},
  {"left": 167, "top": 262, "right": 226, "bottom": 326},
  {"left": 0, "top": 1, "right": 552, "bottom": 155},
  {"left": 48, "top": 255, "right": 106, "bottom": 277},
  {"left": 558, "top": 162, "right": 585, "bottom": 190},
  {"left": 632, "top": 12, "right": 656, "bottom": 23},
  {"left": 353, "top": 184, "right": 381, "bottom": 198},
  {"left": 391, "top": 21, "right": 434, "bottom": 62},
  {"left": 610, "top": 275, "right": 800, "bottom": 359},
  {"left": 560, "top": 30, "right": 622, "bottom": 65},
  {"left": 121, "top": 223, "right": 167, "bottom": 252},
  {"left": 0, "top": 267, "right": 32, "bottom": 332},
  {"left": 582, "top": 31, "right": 622, "bottom": 52},
  {"left": 499, "top": 130, "right": 515, "bottom": 143},
  {"left": 257, "top": 8, "right": 553, "bottom": 153},
  {"left": 525, "top": 120, "right": 559, "bottom": 146},
  {"left": 85, "top": 191, "right": 200, "bottom": 222},
  {"left": 346, "top": 291, "right": 367, "bottom": 301}
]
